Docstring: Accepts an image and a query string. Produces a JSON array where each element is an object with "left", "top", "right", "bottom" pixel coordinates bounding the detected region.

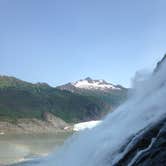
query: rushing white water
[{"left": 31, "top": 61, "right": 166, "bottom": 166}]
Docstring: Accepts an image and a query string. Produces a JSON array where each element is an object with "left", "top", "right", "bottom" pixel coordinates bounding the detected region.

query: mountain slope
[
  {"left": 0, "top": 76, "right": 112, "bottom": 123},
  {"left": 57, "top": 77, "right": 124, "bottom": 91},
  {"left": 57, "top": 77, "right": 128, "bottom": 108}
]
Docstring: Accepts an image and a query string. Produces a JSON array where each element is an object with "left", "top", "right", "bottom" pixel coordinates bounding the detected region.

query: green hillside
[
  {"left": 71, "top": 88, "right": 128, "bottom": 109},
  {"left": 0, "top": 76, "right": 113, "bottom": 123}
]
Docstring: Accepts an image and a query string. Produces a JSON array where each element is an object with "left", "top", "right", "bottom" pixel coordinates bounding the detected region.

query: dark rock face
[
  {"left": 113, "top": 116, "right": 166, "bottom": 166},
  {"left": 112, "top": 55, "right": 166, "bottom": 166},
  {"left": 154, "top": 54, "right": 166, "bottom": 73}
]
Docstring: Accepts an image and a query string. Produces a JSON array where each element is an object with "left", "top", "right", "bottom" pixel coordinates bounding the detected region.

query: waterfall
[{"left": 32, "top": 60, "right": 166, "bottom": 166}]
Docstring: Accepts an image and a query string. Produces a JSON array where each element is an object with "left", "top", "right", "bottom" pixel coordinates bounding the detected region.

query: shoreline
[
  {"left": 0, "top": 112, "right": 73, "bottom": 134},
  {"left": 0, "top": 120, "right": 101, "bottom": 166},
  {"left": 0, "top": 119, "right": 73, "bottom": 135},
  {"left": 0, "top": 117, "right": 101, "bottom": 134}
]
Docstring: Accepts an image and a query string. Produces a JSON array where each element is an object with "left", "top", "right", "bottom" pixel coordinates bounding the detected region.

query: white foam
[{"left": 31, "top": 60, "right": 166, "bottom": 166}]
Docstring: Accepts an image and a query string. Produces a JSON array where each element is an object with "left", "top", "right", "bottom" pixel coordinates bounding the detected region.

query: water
[
  {"left": 7, "top": 61, "right": 166, "bottom": 166},
  {"left": 0, "top": 132, "right": 71, "bottom": 165}
]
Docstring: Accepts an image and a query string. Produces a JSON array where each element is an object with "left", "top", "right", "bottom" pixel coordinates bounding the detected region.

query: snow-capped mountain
[
  {"left": 72, "top": 77, "right": 121, "bottom": 90},
  {"left": 57, "top": 77, "right": 124, "bottom": 92},
  {"left": 57, "top": 77, "right": 127, "bottom": 111}
]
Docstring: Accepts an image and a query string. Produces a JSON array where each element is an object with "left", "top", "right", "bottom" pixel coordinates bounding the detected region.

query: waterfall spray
[{"left": 28, "top": 60, "right": 166, "bottom": 166}]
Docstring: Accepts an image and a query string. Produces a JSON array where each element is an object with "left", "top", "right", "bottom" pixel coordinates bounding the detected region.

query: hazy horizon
[{"left": 1, "top": 0, "right": 166, "bottom": 87}]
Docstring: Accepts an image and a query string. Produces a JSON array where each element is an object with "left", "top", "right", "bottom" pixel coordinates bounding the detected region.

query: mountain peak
[
  {"left": 57, "top": 77, "right": 125, "bottom": 92},
  {"left": 85, "top": 77, "right": 93, "bottom": 81},
  {"left": 82, "top": 77, "right": 107, "bottom": 84},
  {"left": 154, "top": 54, "right": 166, "bottom": 73},
  {"left": 71, "top": 78, "right": 121, "bottom": 90}
]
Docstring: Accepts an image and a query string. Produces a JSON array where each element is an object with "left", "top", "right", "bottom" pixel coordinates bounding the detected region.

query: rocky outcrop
[
  {"left": 0, "top": 113, "right": 72, "bottom": 134},
  {"left": 111, "top": 55, "right": 166, "bottom": 166},
  {"left": 113, "top": 116, "right": 166, "bottom": 166}
]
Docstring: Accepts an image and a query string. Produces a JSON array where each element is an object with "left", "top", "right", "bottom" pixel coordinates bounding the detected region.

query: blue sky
[{"left": 0, "top": 0, "right": 166, "bottom": 87}]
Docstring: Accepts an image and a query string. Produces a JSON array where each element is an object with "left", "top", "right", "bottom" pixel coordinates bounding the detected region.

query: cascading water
[{"left": 28, "top": 60, "right": 166, "bottom": 166}]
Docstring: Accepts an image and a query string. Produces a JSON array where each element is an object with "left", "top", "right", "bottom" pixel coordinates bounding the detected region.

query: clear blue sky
[{"left": 0, "top": 0, "right": 166, "bottom": 87}]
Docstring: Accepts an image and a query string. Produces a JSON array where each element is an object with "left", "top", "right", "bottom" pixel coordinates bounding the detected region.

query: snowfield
[
  {"left": 73, "top": 121, "right": 102, "bottom": 131},
  {"left": 72, "top": 79, "right": 121, "bottom": 90}
]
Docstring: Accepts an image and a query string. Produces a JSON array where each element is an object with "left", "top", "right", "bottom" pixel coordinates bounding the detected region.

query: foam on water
[{"left": 30, "top": 61, "right": 166, "bottom": 166}]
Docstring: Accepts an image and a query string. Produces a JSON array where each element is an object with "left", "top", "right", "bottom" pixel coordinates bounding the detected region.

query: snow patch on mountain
[{"left": 72, "top": 77, "right": 121, "bottom": 90}]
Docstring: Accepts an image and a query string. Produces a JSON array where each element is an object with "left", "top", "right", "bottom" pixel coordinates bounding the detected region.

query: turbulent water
[{"left": 26, "top": 61, "right": 166, "bottom": 166}]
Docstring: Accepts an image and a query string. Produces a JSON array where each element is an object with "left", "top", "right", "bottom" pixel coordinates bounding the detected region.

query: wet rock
[{"left": 114, "top": 116, "right": 166, "bottom": 166}]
